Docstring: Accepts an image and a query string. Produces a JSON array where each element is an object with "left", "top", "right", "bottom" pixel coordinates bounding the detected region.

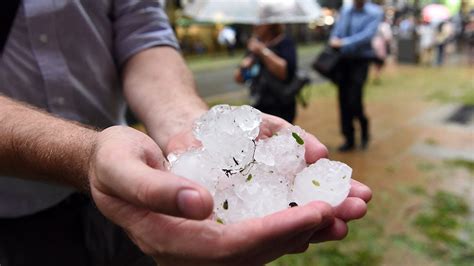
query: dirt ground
[{"left": 271, "top": 62, "right": 474, "bottom": 266}]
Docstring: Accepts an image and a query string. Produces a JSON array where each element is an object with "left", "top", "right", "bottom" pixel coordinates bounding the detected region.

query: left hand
[
  {"left": 247, "top": 37, "right": 267, "bottom": 56},
  {"left": 159, "top": 113, "right": 371, "bottom": 263},
  {"left": 330, "top": 38, "right": 343, "bottom": 49},
  {"left": 256, "top": 113, "right": 372, "bottom": 240}
]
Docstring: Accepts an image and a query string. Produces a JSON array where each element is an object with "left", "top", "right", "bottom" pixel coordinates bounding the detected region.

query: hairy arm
[
  {"left": 123, "top": 46, "right": 208, "bottom": 150},
  {"left": 0, "top": 95, "right": 97, "bottom": 190}
]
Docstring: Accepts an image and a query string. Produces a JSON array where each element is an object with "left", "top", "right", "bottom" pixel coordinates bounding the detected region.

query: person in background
[
  {"left": 465, "top": 12, "right": 474, "bottom": 65},
  {"left": 218, "top": 26, "right": 237, "bottom": 56},
  {"left": 0, "top": 1, "right": 372, "bottom": 265},
  {"left": 372, "top": 16, "right": 393, "bottom": 84},
  {"left": 234, "top": 23, "right": 298, "bottom": 123},
  {"left": 435, "top": 20, "right": 455, "bottom": 66},
  {"left": 329, "top": 0, "right": 383, "bottom": 152},
  {"left": 417, "top": 19, "right": 436, "bottom": 66},
  {"left": 399, "top": 15, "right": 416, "bottom": 39}
]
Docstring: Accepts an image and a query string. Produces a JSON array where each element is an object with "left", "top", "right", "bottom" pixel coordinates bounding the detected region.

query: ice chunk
[
  {"left": 193, "top": 105, "right": 260, "bottom": 171},
  {"left": 168, "top": 105, "right": 353, "bottom": 224},
  {"left": 255, "top": 126, "right": 306, "bottom": 180},
  {"left": 168, "top": 148, "right": 219, "bottom": 196},
  {"left": 290, "top": 158, "right": 352, "bottom": 207}
]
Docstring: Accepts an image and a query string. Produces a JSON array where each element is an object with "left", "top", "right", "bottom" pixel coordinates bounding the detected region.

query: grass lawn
[{"left": 266, "top": 63, "right": 474, "bottom": 266}]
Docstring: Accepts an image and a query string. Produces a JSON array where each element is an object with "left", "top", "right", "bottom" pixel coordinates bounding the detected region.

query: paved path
[{"left": 191, "top": 47, "right": 325, "bottom": 99}]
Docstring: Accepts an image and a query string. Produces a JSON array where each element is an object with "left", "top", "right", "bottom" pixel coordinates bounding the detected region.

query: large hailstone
[
  {"left": 290, "top": 158, "right": 352, "bottom": 206},
  {"left": 168, "top": 105, "right": 352, "bottom": 224}
]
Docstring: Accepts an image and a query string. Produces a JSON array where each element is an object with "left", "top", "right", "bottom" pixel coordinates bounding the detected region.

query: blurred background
[{"left": 155, "top": 0, "right": 473, "bottom": 265}]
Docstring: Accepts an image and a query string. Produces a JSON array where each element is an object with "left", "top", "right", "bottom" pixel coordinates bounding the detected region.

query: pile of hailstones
[{"left": 168, "top": 105, "right": 352, "bottom": 224}]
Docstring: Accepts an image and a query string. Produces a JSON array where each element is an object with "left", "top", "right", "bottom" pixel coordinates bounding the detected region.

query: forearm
[
  {"left": 258, "top": 49, "right": 287, "bottom": 80},
  {"left": 0, "top": 95, "right": 97, "bottom": 190},
  {"left": 123, "top": 46, "right": 208, "bottom": 149},
  {"left": 341, "top": 17, "right": 382, "bottom": 50}
]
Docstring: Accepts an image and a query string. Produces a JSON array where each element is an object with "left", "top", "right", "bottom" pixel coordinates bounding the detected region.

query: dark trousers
[
  {"left": 336, "top": 58, "right": 370, "bottom": 144},
  {"left": 0, "top": 194, "right": 155, "bottom": 266}
]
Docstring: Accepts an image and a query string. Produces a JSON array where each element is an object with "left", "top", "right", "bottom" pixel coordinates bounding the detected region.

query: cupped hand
[
  {"left": 89, "top": 115, "right": 372, "bottom": 265},
  {"left": 166, "top": 113, "right": 372, "bottom": 245},
  {"left": 88, "top": 126, "right": 335, "bottom": 265}
]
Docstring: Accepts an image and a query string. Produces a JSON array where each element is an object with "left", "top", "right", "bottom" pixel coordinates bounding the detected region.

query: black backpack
[{"left": 0, "top": 0, "right": 21, "bottom": 55}]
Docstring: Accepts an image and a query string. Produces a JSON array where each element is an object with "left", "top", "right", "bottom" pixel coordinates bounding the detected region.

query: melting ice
[{"left": 168, "top": 105, "right": 352, "bottom": 224}]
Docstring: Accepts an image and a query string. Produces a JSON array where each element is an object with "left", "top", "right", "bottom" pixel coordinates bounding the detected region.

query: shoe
[{"left": 338, "top": 142, "right": 355, "bottom": 152}]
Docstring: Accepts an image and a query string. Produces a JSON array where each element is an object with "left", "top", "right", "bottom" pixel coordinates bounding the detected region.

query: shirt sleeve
[
  {"left": 341, "top": 11, "right": 383, "bottom": 53},
  {"left": 113, "top": 0, "right": 180, "bottom": 66},
  {"left": 330, "top": 11, "right": 346, "bottom": 39},
  {"left": 274, "top": 38, "right": 296, "bottom": 82}
]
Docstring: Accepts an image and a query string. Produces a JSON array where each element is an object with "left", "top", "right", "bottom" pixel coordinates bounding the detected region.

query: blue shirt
[
  {"left": 331, "top": 3, "right": 383, "bottom": 58},
  {"left": 0, "top": 0, "right": 179, "bottom": 217}
]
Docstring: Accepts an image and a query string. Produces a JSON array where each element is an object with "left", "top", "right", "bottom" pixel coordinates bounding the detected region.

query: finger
[
  {"left": 334, "top": 197, "right": 367, "bottom": 221},
  {"left": 258, "top": 114, "right": 328, "bottom": 162},
  {"left": 131, "top": 201, "right": 335, "bottom": 264},
  {"left": 349, "top": 180, "right": 372, "bottom": 203},
  {"left": 258, "top": 113, "right": 291, "bottom": 139},
  {"left": 288, "top": 242, "right": 310, "bottom": 254},
  {"left": 309, "top": 218, "right": 348, "bottom": 243},
  {"left": 94, "top": 157, "right": 213, "bottom": 220},
  {"left": 227, "top": 201, "right": 334, "bottom": 254},
  {"left": 302, "top": 132, "right": 329, "bottom": 163},
  {"left": 252, "top": 227, "right": 317, "bottom": 264}
]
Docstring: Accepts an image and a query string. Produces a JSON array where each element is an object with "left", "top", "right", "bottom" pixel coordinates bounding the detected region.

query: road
[{"left": 191, "top": 47, "right": 326, "bottom": 99}]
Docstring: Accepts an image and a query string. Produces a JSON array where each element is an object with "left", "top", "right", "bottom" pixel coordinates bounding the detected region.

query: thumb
[{"left": 92, "top": 159, "right": 214, "bottom": 220}]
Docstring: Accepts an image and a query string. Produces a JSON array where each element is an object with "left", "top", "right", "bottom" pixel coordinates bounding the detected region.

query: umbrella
[
  {"left": 183, "top": 0, "right": 321, "bottom": 25},
  {"left": 422, "top": 4, "right": 451, "bottom": 23}
]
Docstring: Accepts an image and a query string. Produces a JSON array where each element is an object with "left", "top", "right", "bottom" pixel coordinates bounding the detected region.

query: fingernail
[{"left": 177, "top": 189, "right": 204, "bottom": 219}]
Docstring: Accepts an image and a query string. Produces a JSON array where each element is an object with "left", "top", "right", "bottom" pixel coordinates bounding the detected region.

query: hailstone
[{"left": 168, "top": 105, "right": 352, "bottom": 224}]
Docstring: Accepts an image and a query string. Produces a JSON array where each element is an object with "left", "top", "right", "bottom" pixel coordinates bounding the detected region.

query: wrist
[
  {"left": 261, "top": 47, "right": 272, "bottom": 57},
  {"left": 146, "top": 103, "right": 208, "bottom": 150},
  {"left": 84, "top": 128, "right": 100, "bottom": 191}
]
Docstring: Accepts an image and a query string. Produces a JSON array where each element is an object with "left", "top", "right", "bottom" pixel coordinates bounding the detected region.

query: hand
[
  {"left": 89, "top": 126, "right": 332, "bottom": 265},
  {"left": 168, "top": 113, "right": 371, "bottom": 242},
  {"left": 247, "top": 37, "right": 266, "bottom": 55},
  {"left": 167, "top": 113, "right": 371, "bottom": 247},
  {"left": 258, "top": 114, "right": 372, "bottom": 241},
  {"left": 330, "top": 38, "right": 343, "bottom": 49},
  {"left": 89, "top": 118, "right": 371, "bottom": 265},
  {"left": 239, "top": 56, "right": 254, "bottom": 68}
]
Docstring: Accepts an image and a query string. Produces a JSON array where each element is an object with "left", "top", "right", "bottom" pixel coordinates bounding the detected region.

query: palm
[
  {"left": 92, "top": 186, "right": 336, "bottom": 266},
  {"left": 89, "top": 119, "right": 371, "bottom": 265}
]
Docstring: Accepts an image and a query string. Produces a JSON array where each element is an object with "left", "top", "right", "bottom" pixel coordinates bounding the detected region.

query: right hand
[
  {"left": 239, "top": 56, "right": 254, "bottom": 68},
  {"left": 88, "top": 126, "right": 369, "bottom": 265}
]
